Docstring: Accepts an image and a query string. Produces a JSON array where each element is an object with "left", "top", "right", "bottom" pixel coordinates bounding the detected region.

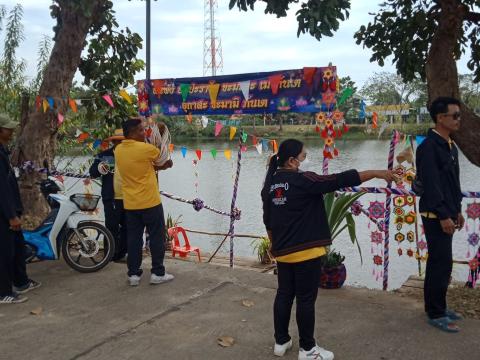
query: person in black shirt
[
  {"left": 0, "top": 114, "right": 41, "bottom": 304},
  {"left": 89, "top": 129, "right": 127, "bottom": 262},
  {"left": 261, "top": 138, "right": 396, "bottom": 359},
  {"left": 416, "top": 97, "right": 464, "bottom": 332}
]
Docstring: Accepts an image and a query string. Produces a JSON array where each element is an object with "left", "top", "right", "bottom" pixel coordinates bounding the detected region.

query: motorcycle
[{"left": 22, "top": 176, "right": 115, "bottom": 273}]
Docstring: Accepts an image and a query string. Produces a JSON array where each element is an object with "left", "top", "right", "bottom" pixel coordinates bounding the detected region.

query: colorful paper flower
[
  {"left": 373, "top": 255, "right": 383, "bottom": 266},
  {"left": 395, "top": 232, "right": 405, "bottom": 243},
  {"left": 396, "top": 223, "right": 403, "bottom": 231},
  {"left": 332, "top": 110, "right": 344, "bottom": 122},
  {"left": 394, "top": 207, "right": 405, "bottom": 216},
  {"left": 404, "top": 211, "right": 416, "bottom": 225},
  {"left": 325, "top": 137, "right": 334, "bottom": 147},
  {"left": 325, "top": 119, "right": 333, "bottom": 127},
  {"left": 322, "top": 92, "right": 336, "bottom": 105},
  {"left": 405, "top": 169, "right": 415, "bottom": 184},
  {"left": 405, "top": 195, "right": 415, "bottom": 206},
  {"left": 323, "top": 68, "right": 334, "bottom": 79},
  {"left": 394, "top": 216, "right": 404, "bottom": 224},
  {"left": 407, "top": 248, "right": 414, "bottom": 257},
  {"left": 418, "top": 240, "right": 428, "bottom": 251},
  {"left": 371, "top": 231, "right": 383, "bottom": 245},
  {"left": 369, "top": 201, "right": 385, "bottom": 219},
  {"left": 350, "top": 201, "right": 362, "bottom": 216},
  {"left": 394, "top": 196, "right": 406, "bottom": 207},
  {"left": 469, "top": 258, "right": 479, "bottom": 271},
  {"left": 407, "top": 231, "right": 415, "bottom": 243},
  {"left": 397, "top": 248, "right": 403, "bottom": 256},
  {"left": 139, "top": 99, "right": 149, "bottom": 112},
  {"left": 467, "top": 233, "right": 480, "bottom": 247},
  {"left": 466, "top": 202, "right": 480, "bottom": 220},
  {"left": 393, "top": 165, "right": 406, "bottom": 178},
  {"left": 316, "top": 112, "right": 327, "bottom": 123}
]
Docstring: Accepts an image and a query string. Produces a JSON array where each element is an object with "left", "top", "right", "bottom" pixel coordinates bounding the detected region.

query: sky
[{"left": 0, "top": 0, "right": 473, "bottom": 89}]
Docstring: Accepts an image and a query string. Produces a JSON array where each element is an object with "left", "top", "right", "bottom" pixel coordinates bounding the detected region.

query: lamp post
[{"left": 146, "top": 0, "right": 151, "bottom": 80}]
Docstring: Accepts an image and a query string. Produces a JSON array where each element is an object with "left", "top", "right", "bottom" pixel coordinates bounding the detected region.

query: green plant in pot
[
  {"left": 165, "top": 213, "right": 182, "bottom": 251},
  {"left": 319, "top": 192, "right": 364, "bottom": 289},
  {"left": 251, "top": 236, "right": 272, "bottom": 265}
]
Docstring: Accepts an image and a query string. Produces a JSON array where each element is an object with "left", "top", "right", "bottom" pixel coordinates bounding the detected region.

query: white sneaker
[
  {"left": 298, "top": 345, "right": 334, "bottom": 360},
  {"left": 128, "top": 275, "right": 141, "bottom": 286},
  {"left": 274, "top": 339, "right": 292, "bottom": 356},
  {"left": 150, "top": 273, "right": 174, "bottom": 285}
]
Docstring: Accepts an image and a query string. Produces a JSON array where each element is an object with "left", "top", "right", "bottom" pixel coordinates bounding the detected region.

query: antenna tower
[{"left": 203, "top": 0, "right": 223, "bottom": 76}]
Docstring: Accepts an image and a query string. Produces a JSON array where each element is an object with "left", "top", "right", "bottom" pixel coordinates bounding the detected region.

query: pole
[{"left": 146, "top": 0, "right": 151, "bottom": 80}]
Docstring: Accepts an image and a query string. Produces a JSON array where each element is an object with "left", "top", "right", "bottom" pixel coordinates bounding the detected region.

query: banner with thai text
[{"left": 137, "top": 66, "right": 337, "bottom": 116}]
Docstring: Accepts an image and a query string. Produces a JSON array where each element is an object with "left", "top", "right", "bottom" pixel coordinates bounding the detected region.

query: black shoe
[
  {"left": 14, "top": 279, "right": 42, "bottom": 294},
  {"left": 0, "top": 293, "right": 28, "bottom": 304}
]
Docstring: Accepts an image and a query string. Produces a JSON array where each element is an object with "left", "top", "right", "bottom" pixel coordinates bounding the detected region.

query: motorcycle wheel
[{"left": 61, "top": 221, "right": 115, "bottom": 273}]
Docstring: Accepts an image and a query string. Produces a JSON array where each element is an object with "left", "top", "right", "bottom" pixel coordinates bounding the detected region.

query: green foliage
[
  {"left": 323, "top": 191, "right": 364, "bottom": 263},
  {"left": 229, "top": 0, "right": 350, "bottom": 40},
  {"left": 0, "top": 4, "right": 26, "bottom": 118},
  {"left": 360, "top": 72, "right": 427, "bottom": 106},
  {"left": 251, "top": 236, "right": 271, "bottom": 263},
  {"left": 321, "top": 249, "right": 345, "bottom": 267},
  {"left": 31, "top": 35, "right": 52, "bottom": 92},
  {"left": 165, "top": 213, "right": 183, "bottom": 246}
]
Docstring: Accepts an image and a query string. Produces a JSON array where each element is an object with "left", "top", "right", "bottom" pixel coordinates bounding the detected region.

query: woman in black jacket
[{"left": 261, "top": 139, "right": 396, "bottom": 360}]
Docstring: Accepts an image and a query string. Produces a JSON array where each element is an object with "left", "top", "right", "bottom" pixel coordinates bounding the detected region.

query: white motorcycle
[{"left": 23, "top": 176, "right": 115, "bottom": 273}]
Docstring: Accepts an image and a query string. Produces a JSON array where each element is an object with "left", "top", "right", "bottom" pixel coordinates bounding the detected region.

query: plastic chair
[{"left": 168, "top": 226, "right": 201, "bottom": 262}]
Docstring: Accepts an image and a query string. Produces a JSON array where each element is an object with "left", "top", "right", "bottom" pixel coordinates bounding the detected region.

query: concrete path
[{"left": 0, "top": 258, "right": 477, "bottom": 360}]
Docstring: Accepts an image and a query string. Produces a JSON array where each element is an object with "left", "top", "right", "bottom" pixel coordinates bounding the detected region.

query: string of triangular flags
[{"left": 33, "top": 86, "right": 136, "bottom": 126}]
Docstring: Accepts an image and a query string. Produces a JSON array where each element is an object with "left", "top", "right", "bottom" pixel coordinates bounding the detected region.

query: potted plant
[
  {"left": 165, "top": 213, "right": 182, "bottom": 251},
  {"left": 319, "top": 250, "right": 346, "bottom": 289},
  {"left": 251, "top": 236, "right": 272, "bottom": 265},
  {"left": 319, "top": 192, "right": 364, "bottom": 289}
]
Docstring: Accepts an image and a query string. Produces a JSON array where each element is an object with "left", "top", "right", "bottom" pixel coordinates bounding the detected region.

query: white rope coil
[{"left": 146, "top": 122, "right": 171, "bottom": 166}]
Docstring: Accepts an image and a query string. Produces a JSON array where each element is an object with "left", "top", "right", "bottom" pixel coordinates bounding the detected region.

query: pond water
[{"left": 60, "top": 138, "right": 480, "bottom": 290}]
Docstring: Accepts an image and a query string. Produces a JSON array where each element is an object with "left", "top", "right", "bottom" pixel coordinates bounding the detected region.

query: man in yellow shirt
[{"left": 115, "top": 118, "right": 174, "bottom": 286}]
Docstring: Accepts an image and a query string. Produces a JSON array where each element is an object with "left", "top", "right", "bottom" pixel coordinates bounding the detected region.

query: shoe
[
  {"left": 446, "top": 309, "right": 463, "bottom": 321},
  {"left": 150, "top": 273, "right": 174, "bottom": 285},
  {"left": 128, "top": 275, "right": 141, "bottom": 286},
  {"left": 428, "top": 316, "right": 460, "bottom": 333},
  {"left": 14, "top": 279, "right": 42, "bottom": 294},
  {"left": 298, "top": 345, "right": 334, "bottom": 360},
  {"left": 274, "top": 339, "right": 292, "bottom": 357},
  {"left": 0, "top": 293, "right": 28, "bottom": 304}
]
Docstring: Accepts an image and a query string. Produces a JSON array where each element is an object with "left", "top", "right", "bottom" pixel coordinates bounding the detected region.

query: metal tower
[{"left": 203, "top": 0, "right": 223, "bottom": 76}]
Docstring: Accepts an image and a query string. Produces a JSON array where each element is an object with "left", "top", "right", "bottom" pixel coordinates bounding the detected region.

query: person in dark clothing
[
  {"left": 416, "top": 97, "right": 464, "bottom": 333},
  {"left": 0, "top": 113, "right": 41, "bottom": 304},
  {"left": 89, "top": 129, "right": 127, "bottom": 262},
  {"left": 261, "top": 139, "right": 396, "bottom": 359}
]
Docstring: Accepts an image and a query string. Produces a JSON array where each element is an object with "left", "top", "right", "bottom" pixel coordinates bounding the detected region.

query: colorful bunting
[
  {"left": 57, "top": 113, "right": 64, "bottom": 125},
  {"left": 255, "top": 143, "right": 263, "bottom": 154},
  {"left": 211, "top": 148, "right": 217, "bottom": 159},
  {"left": 241, "top": 132, "right": 248, "bottom": 143},
  {"left": 69, "top": 98, "right": 78, "bottom": 113},
  {"left": 224, "top": 149, "right": 231, "bottom": 160},
  {"left": 337, "top": 87, "right": 353, "bottom": 106},
  {"left": 201, "top": 115, "right": 209, "bottom": 128},
  {"left": 42, "top": 99, "right": 49, "bottom": 113},
  {"left": 102, "top": 94, "right": 114, "bottom": 108},
  {"left": 268, "top": 74, "right": 284, "bottom": 95},
  {"left": 195, "top": 149, "right": 202, "bottom": 160},
  {"left": 239, "top": 80, "right": 250, "bottom": 100},
  {"left": 180, "top": 84, "right": 190, "bottom": 102},
  {"left": 169, "top": 143, "right": 174, "bottom": 153},
  {"left": 47, "top": 97, "right": 54, "bottom": 110},
  {"left": 181, "top": 146, "right": 187, "bottom": 158},
  {"left": 208, "top": 83, "right": 221, "bottom": 106},
  {"left": 119, "top": 89, "right": 132, "bottom": 104},
  {"left": 214, "top": 121, "right": 223, "bottom": 136},
  {"left": 229, "top": 126, "right": 237, "bottom": 140}
]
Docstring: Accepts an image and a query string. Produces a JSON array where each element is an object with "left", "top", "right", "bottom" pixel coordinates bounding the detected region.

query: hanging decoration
[
  {"left": 466, "top": 247, "right": 480, "bottom": 288},
  {"left": 367, "top": 200, "right": 386, "bottom": 281},
  {"left": 465, "top": 201, "right": 480, "bottom": 258}
]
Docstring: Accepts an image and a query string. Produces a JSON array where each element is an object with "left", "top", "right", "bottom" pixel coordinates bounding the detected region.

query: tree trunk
[
  {"left": 426, "top": 0, "right": 480, "bottom": 167},
  {"left": 12, "top": 1, "right": 105, "bottom": 226}
]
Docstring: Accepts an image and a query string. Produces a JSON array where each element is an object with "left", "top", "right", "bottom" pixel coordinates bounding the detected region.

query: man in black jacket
[
  {"left": 89, "top": 129, "right": 127, "bottom": 262},
  {"left": 0, "top": 114, "right": 41, "bottom": 304},
  {"left": 416, "top": 97, "right": 464, "bottom": 332}
]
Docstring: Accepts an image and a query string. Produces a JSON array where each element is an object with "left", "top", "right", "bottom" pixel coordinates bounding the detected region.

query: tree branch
[{"left": 464, "top": 11, "right": 480, "bottom": 23}]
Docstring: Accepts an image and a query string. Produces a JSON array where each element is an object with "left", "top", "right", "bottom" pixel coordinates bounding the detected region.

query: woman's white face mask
[{"left": 295, "top": 157, "right": 310, "bottom": 171}]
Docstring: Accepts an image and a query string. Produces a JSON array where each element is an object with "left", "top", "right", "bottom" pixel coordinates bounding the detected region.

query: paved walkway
[{"left": 1, "top": 258, "right": 478, "bottom": 360}]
